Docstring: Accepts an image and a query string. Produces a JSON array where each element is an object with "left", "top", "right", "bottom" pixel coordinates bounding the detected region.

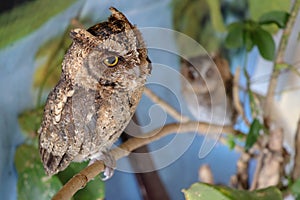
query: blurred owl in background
[{"left": 181, "top": 54, "right": 236, "bottom": 125}]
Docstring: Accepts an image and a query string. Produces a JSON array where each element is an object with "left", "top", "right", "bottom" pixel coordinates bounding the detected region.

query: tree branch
[
  {"left": 250, "top": 128, "right": 284, "bottom": 190},
  {"left": 144, "top": 87, "right": 190, "bottom": 122},
  {"left": 52, "top": 121, "right": 236, "bottom": 200},
  {"left": 233, "top": 67, "right": 250, "bottom": 126},
  {"left": 231, "top": 151, "right": 250, "bottom": 189},
  {"left": 264, "top": 1, "right": 300, "bottom": 125}
]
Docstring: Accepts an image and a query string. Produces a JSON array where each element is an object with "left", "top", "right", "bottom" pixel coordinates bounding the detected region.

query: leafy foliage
[
  {"left": 245, "top": 118, "right": 263, "bottom": 151},
  {"left": 18, "top": 106, "right": 44, "bottom": 139},
  {"left": 0, "top": 0, "right": 76, "bottom": 48},
  {"left": 259, "top": 11, "right": 290, "bottom": 28},
  {"left": 206, "top": 0, "right": 226, "bottom": 32},
  {"left": 15, "top": 144, "right": 63, "bottom": 200},
  {"left": 225, "top": 22, "right": 244, "bottom": 49},
  {"left": 251, "top": 26, "right": 276, "bottom": 60},
  {"left": 225, "top": 10, "right": 289, "bottom": 60},
  {"left": 291, "top": 179, "right": 300, "bottom": 200},
  {"left": 249, "top": 0, "right": 290, "bottom": 21},
  {"left": 34, "top": 27, "right": 73, "bottom": 105},
  {"left": 171, "top": 0, "right": 226, "bottom": 55},
  {"left": 34, "top": 33, "right": 70, "bottom": 90},
  {"left": 182, "top": 183, "right": 283, "bottom": 200}
]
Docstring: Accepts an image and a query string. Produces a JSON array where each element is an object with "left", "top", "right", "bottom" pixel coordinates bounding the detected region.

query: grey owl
[
  {"left": 38, "top": 7, "right": 151, "bottom": 179},
  {"left": 181, "top": 54, "right": 236, "bottom": 125}
]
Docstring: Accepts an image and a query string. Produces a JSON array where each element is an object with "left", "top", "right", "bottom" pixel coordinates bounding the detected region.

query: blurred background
[{"left": 0, "top": 0, "right": 299, "bottom": 199}]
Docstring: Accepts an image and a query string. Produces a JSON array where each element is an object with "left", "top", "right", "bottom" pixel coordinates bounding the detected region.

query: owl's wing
[{"left": 38, "top": 79, "right": 82, "bottom": 175}]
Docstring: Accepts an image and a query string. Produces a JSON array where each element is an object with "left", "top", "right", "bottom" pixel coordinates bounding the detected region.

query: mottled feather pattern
[{"left": 38, "top": 7, "right": 151, "bottom": 176}]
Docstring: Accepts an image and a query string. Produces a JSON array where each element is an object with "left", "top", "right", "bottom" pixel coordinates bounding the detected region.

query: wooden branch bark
[
  {"left": 52, "top": 121, "right": 236, "bottom": 200},
  {"left": 144, "top": 87, "right": 190, "bottom": 122},
  {"left": 235, "top": 152, "right": 250, "bottom": 189},
  {"left": 251, "top": 128, "right": 284, "bottom": 190},
  {"left": 264, "top": 0, "right": 300, "bottom": 126},
  {"left": 233, "top": 67, "right": 250, "bottom": 126}
]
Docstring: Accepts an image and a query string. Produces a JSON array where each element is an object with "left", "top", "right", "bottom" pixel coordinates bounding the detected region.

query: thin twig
[
  {"left": 233, "top": 67, "right": 250, "bottom": 126},
  {"left": 264, "top": 1, "right": 300, "bottom": 125},
  {"left": 52, "top": 121, "right": 236, "bottom": 200},
  {"left": 144, "top": 87, "right": 190, "bottom": 123}
]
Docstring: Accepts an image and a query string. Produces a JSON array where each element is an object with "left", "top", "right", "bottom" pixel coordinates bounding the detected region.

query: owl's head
[
  {"left": 65, "top": 7, "right": 151, "bottom": 91},
  {"left": 181, "top": 55, "right": 220, "bottom": 95}
]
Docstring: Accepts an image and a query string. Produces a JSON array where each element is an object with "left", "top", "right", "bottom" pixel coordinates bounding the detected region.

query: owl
[
  {"left": 38, "top": 7, "right": 151, "bottom": 179},
  {"left": 181, "top": 54, "right": 236, "bottom": 125}
]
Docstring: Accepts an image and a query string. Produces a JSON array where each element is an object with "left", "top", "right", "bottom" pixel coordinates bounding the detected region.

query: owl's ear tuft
[
  {"left": 109, "top": 7, "right": 127, "bottom": 21},
  {"left": 109, "top": 7, "right": 133, "bottom": 29},
  {"left": 70, "top": 28, "right": 98, "bottom": 47}
]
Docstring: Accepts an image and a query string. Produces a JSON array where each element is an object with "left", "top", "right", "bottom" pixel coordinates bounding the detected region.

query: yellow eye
[{"left": 103, "top": 56, "right": 119, "bottom": 67}]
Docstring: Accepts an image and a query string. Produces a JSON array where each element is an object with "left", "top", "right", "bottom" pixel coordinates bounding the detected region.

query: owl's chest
[
  {"left": 69, "top": 87, "right": 139, "bottom": 158},
  {"left": 71, "top": 88, "right": 132, "bottom": 131}
]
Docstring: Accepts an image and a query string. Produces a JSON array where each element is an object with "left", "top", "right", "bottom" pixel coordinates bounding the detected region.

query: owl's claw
[
  {"left": 89, "top": 151, "right": 116, "bottom": 180},
  {"left": 102, "top": 166, "right": 114, "bottom": 181}
]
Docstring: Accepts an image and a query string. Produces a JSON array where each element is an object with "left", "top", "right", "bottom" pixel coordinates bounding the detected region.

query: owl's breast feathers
[{"left": 39, "top": 78, "right": 143, "bottom": 175}]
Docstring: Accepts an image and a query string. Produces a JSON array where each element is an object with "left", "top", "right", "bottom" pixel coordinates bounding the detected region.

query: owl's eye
[{"left": 103, "top": 56, "right": 119, "bottom": 67}]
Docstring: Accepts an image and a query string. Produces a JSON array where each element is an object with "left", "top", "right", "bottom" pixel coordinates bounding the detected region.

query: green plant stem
[{"left": 264, "top": 0, "right": 300, "bottom": 125}]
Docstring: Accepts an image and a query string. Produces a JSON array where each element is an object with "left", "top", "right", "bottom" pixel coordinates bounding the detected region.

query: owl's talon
[
  {"left": 102, "top": 166, "right": 114, "bottom": 181},
  {"left": 89, "top": 151, "right": 116, "bottom": 180}
]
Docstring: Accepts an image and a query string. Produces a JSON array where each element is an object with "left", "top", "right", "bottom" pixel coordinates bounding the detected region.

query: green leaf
[
  {"left": 0, "top": 0, "right": 77, "bottom": 48},
  {"left": 227, "top": 134, "right": 236, "bottom": 150},
  {"left": 248, "top": 0, "right": 290, "bottom": 33},
  {"left": 244, "top": 30, "right": 254, "bottom": 51},
  {"left": 206, "top": 0, "right": 226, "bottom": 32},
  {"left": 57, "top": 162, "right": 105, "bottom": 200},
  {"left": 245, "top": 118, "right": 262, "bottom": 151},
  {"left": 252, "top": 27, "right": 275, "bottom": 60},
  {"left": 291, "top": 179, "right": 300, "bottom": 196},
  {"left": 18, "top": 105, "right": 44, "bottom": 139},
  {"left": 249, "top": 0, "right": 290, "bottom": 21},
  {"left": 183, "top": 183, "right": 283, "bottom": 200},
  {"left": 15, "top": 144, "right": 62, "bottom": 200},
  {"left": 182, "top": 183, "right": 230, "bottom": 200},
  {"left": 259, "top": 11, "right": 290, "bottom": 28},
  {"left": 225, "top": 22, "right": 244, "bottom": 49}
]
